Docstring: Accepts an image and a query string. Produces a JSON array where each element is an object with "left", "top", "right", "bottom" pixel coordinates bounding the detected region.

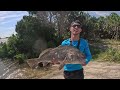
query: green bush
[
  {"left": 14, "top": 54, "right": 27, "bottom": 64},
  {"left": 96, "top": 48, "right": 120, "bottom": 63},
  {"left": 0, "top": 43, "right": 8, "bottom": 59},
  {"left": 47, "top": 41, "right": 56, "bottom": 48},
  {"left": 89, "top": 45, "right": 103, "bottom": 59}
]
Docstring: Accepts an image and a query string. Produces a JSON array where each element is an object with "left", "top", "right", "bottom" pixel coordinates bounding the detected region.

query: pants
[{"left": 63, "top": 68, "right": 84, "bottom": 79}]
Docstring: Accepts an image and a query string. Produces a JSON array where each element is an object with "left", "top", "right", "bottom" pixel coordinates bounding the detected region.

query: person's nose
[{"left": 74, "top": 26, "right": 78, "bottom": 29}]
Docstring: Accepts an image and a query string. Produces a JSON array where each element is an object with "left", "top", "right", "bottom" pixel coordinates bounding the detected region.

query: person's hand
[
  {"left": 81, "top": 62, "right": 86, "bottom": 66},
  {"left": 81, "top": 61, "right": 86, "bottom": 66}
]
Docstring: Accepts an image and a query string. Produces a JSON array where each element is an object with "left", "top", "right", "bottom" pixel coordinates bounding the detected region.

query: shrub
[
  {"left": 14, "top": 54, "right": 27, "bottom": 64},
  {"left": 96, "top": 48, "right": 120, "bottom": 63}
]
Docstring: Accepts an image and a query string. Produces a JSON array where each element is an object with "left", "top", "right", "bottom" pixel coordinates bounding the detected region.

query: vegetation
[
  {"left": 92, "top": 47, "right": 120, "bottom": 63},
  {"left": 90, "top": 39, "right": 120, "bottom": 63},
  {"left": 0, "top": 11, "right": 120, "bottom": 64},
  {"left": 14, "top": 54, "right": 27, "bottom": 64}
]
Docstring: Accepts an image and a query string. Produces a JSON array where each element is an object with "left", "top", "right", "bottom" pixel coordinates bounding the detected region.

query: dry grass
[
  {"left": 6, "top": 61, "right": 120, "bottom": 79},
  {"left": 7, "top": 64, "right": 59, "bottom": 79},
  {"left": 20, "top": 67, "right": 56, "bottom": 79}
]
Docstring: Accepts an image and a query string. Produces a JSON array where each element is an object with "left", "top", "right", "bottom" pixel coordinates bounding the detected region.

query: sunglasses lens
[{"left": 72, "top": 25, "right": 81, "bottom": 28}]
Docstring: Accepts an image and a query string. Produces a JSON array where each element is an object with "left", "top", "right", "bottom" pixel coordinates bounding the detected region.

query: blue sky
[
  {"left": 0, "top": 11, "right": 120, "bottom": 38},
  {"left": 87, "top": 11, "right": 120, "bottom": 18},
  {"left": 0, "top": 11, "right": 29, "bottom": 38}
]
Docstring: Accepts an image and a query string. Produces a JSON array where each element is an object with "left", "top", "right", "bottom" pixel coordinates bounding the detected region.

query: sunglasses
[{"left": 72, "top": 25, "right": 81, "bottom": 28}]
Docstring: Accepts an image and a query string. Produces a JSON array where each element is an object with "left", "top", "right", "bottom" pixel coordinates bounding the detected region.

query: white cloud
[
  {"left": 0, "top": 11, "right": 28, "bottom": 22},
  {"left": 0, "top": 11, "right": 28, "bottom": 17},
  {"left": 0, "top": 11, "right": 28, "bottom": 38},
  {"left": 0, "top": 11, "right": 14, "bottom": 16},
  {"left": 95, "top": 11, "right": 109, "bottom": 16},
  {"left": 0, "top": 11, "right": 15, "bottom": 22},
  {"left": 0, "top": 16, "right": 24, "bottom": 25},
  {"left": 0, "top": 27, "right": 16, "bottom": 38},
  {"left": 87, "top": 11, "right": 120, "bottom": 17}
]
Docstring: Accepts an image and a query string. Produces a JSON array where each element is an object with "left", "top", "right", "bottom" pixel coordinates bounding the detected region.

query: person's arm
[{"left": 82, "top": 41, "right": 92, "bottom": 66}]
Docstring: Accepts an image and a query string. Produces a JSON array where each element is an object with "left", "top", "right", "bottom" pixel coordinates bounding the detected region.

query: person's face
[{"left": 70, "top": 24, "right": 82, "bottom": 35}]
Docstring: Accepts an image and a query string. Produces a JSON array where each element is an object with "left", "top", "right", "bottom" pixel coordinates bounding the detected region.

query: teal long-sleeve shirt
[{"left": 61, "top": 38, "right": 92, "bottom": 71}]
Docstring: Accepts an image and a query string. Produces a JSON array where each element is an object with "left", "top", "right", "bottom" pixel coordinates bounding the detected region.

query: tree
[
  {"left": 15, "top": 15, "right": 57, "bottom": 58},
  {"left": 106, "top": 13, "right": 120, "bottom": 40},
  {"left": 0, "top": 43, "right": 8, "bottom": 59}
]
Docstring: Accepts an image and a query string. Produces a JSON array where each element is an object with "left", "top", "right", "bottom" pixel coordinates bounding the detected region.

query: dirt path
[
  {"left": 6, "top": 61, "right": 120, "bottom": 79},
  {"left": 40, "top": 61, "right": 120, "bottom": 79}
]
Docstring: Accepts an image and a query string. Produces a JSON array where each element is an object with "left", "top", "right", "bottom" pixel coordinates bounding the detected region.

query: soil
[{"left": 6, "top": 60, "right": 120, "bottom": 79}]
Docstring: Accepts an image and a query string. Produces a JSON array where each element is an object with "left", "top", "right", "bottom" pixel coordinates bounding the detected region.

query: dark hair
[
  {"left": 71, "top": 20, "right": 82, "bottom": 28},
  {"left": 74, "top": 20, "right": 81, "bottom": 24}
]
